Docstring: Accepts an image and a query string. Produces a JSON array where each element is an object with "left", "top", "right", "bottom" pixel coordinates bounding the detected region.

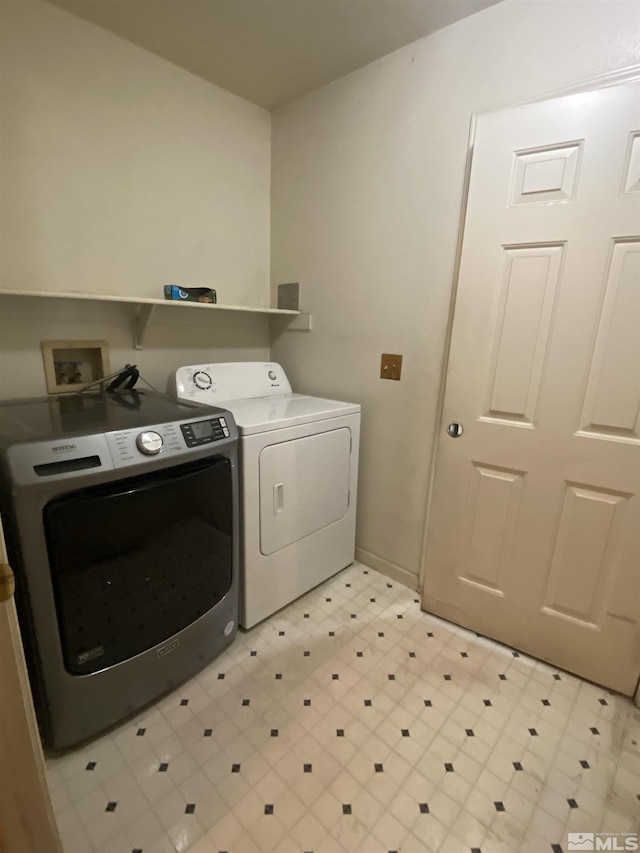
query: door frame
[
  {"left": 418, "top": 64, "right": 640, "bottom": 705},
  {"left": 0, "top": 515, "right": 62, "bottom": 853}
]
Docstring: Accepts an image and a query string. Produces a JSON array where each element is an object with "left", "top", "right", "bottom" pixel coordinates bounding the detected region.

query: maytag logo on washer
[
  {"left": 157, "top": 639, "right": 179, "bottom": 658},
  {"left": 52, "top": 443, "right": 77, "bottom": 453},
  {"left": 77, "top": 645, "right": 104, "bottom": 664}
]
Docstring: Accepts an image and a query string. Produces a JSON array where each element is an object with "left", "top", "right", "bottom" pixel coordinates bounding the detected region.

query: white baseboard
[{"left": 355, "top": 547, "right": 419, "bottom": 592}]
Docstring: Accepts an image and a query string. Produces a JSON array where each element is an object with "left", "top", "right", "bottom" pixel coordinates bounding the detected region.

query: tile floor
[{"left": 46, "top": 562, "right": 640, "bottom": 853}]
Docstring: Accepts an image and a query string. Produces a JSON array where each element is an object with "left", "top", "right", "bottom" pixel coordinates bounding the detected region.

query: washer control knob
[
  {"left": 268, "top": 370, "right": 277, "bottom": 380},
  {"left": 193, "top": 370, "right": 212, "bottom": 390},
  {"left": 136, "top": 431, "right": 163, "bottom": 455}
]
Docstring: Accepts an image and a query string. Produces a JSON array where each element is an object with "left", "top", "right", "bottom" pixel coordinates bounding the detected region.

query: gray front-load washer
[{"left": 0, "top": 389, "right": 239, "bottom": 749}]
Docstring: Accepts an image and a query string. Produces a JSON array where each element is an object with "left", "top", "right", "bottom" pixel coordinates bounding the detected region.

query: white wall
[
  {"left": 0, "top": 296, "right": 270, "bottom": 399},
  {"left": 270, "top": 0, "right": 640, "bottom": 588},
  {"left": 0, "top": 0, "right": 272, "bottom": 398},
  {"left": 0, "top": 0, "right": 271, "bottom": 307}
]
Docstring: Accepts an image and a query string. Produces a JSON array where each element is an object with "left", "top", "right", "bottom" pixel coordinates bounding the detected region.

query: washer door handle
[{"left": 273, "top": 482, "right": 284, "bottom": 515}]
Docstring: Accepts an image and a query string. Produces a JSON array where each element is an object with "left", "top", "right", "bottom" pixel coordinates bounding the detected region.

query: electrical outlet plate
[
  {"left": 380, "top": 353, "right": 403, "bottom": 381},
  {"left": 42, "top": 340, "right": 111, "bottom": 394}
]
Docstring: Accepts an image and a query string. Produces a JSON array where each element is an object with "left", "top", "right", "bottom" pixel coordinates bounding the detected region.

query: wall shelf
[{"left": 0, "top": 290, "right": 312, "bottom": 348}]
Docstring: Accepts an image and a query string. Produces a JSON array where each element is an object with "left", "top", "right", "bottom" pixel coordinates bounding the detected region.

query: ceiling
[{"left": 47, "top": 0, "right": 501, "bottom": 110}]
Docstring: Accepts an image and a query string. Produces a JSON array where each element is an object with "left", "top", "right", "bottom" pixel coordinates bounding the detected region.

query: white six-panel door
[{"left": 422, "top": 80, "right": 640, "bottom": 695}]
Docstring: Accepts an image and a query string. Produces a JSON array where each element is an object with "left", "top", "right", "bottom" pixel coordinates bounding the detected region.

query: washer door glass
[{"left": 44, "top": 456, "right": 233, "bottom": 675}]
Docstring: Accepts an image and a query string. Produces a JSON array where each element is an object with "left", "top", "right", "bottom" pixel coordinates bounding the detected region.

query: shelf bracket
[{"left": 134, "top": 304, "right": 155, "bottom": 349}]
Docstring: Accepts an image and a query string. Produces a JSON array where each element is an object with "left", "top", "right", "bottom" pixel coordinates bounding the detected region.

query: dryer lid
[
  {"left": 170, "top": 361, "right": 360, "bottom": 435},
  {"left": 217, "top": 394, "right": 360, "bottom": 435}
]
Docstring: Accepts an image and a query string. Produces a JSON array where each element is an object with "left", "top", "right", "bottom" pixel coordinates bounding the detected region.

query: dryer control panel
[{"left": 169, "top": 362, "right": 293, "bottom": 403}]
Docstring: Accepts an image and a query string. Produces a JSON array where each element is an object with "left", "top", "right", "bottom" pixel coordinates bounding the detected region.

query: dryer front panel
[{"left": 258, "top": 428, "right": 351, "bottom": 556}]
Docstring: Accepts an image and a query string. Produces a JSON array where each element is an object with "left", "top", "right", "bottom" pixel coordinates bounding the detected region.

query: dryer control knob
[
  {"left": 268, "top": 370, "right": 277, "bottom": 380},
  {"left": 193, "top": 371, "right": 212, "bottom": 390},
  {"left": 136, "top": 431, "right": 163, "bottom": 455}
]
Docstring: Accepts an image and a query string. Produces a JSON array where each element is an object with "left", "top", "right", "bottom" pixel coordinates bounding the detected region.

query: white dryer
[{"left": 169, "top": 362, "right": 360, "bottom": 628}]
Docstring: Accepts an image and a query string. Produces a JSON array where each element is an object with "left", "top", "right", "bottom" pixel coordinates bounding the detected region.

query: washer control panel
[
  {"left": 5, "top": 407, "right": 237, "bottom": 485},
  {"left": 107, "top": 422, "right": 182, "bottom": 467},
  {"left": 180, "top": 416, "right": 230, "bottom": 447}
]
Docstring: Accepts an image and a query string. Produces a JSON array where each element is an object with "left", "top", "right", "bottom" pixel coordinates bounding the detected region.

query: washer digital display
[
  {"left": 180, "top": 418, "right": 229, "bottom": 447},
  {"left": 191, "top": 421, "right": 214, "bottom": 439}
]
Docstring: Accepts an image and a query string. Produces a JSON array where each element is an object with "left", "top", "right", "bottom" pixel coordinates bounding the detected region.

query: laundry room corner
[
  {"left": 0, "top": 0, "right": 274, "bottom": 401},
  {"left": 268, "top": 0, "right": 640, "bottom": 594}
]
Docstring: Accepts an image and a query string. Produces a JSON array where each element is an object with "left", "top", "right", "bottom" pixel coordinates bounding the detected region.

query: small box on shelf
[{"left": 163, "top": 286, "right": 217, "bottom": 304}]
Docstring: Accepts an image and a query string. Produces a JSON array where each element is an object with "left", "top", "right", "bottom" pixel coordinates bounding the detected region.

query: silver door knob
[{"left": 446, "top": 422, "right": 464, "bottom": 438}]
